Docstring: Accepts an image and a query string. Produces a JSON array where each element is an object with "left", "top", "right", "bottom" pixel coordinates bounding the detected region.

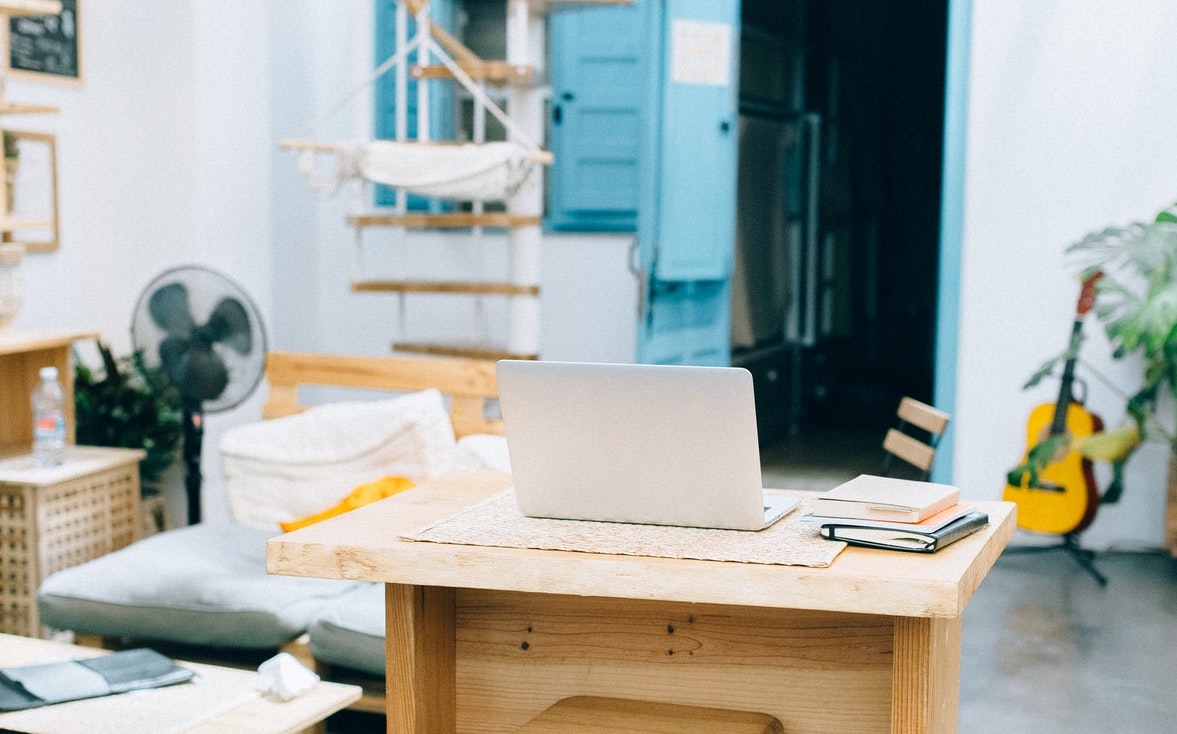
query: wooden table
[
  {"left": 0, "top": 633, "right": 361, "bottom": 734},
  {"left": 266, "top": 471, "right": 1016, "bottom": 734}
]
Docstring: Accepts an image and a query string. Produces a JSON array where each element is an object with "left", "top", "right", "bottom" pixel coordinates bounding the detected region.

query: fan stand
[
  {"left": 1004, "top": 532, "right": 1107, "bottom": 586},
  {"left": 182, "top": 402, "right": 204, "bottom": 525}
]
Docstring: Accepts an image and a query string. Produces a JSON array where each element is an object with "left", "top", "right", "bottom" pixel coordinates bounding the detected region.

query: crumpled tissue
[{"left": 258, "top": 652, "right": 320, "bottom": 701}]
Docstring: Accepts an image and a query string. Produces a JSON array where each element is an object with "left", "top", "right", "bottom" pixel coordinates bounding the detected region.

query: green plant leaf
[{"left": 73, "top": 341, "right": 183, "bottom": 487}]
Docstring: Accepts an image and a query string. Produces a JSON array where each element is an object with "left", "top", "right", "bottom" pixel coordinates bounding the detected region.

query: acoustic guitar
[{"left": 1004, "top": 273, "right": 1103, "bottom": 536}]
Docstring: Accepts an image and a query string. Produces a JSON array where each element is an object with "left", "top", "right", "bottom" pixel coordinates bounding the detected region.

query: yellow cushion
[{"left": 279, "top": 476, "right": 415, "bottom": 532}]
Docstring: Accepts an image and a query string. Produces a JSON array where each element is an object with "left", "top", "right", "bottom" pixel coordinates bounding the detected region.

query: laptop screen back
[{"left": 495, "top": 360, "right": 767, "bottom": 530}]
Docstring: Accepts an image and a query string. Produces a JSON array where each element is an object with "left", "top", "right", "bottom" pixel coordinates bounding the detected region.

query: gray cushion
[
  {"left": 307, "top": 582, "right": 386, "bottom": 675},
  {"left": 37, "top": 523, "right": 363, "bottom": 649}
]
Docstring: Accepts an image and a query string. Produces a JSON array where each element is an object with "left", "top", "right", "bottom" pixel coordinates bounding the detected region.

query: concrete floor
[{"left": 961, "top": 547, "right": 1177, "bottom": 733}]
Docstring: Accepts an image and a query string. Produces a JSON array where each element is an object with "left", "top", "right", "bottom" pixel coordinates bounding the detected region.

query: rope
[{"left": 292, "top": 32, "right": 424, "bottom": 141}]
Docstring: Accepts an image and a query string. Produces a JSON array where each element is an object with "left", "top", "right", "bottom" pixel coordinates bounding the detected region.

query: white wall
[
  {"left": 955, "top": 0, "right": 1177, "bottom": 549},
  {"left": 7, "top": 2, "right": 273, "bottom": 525}
]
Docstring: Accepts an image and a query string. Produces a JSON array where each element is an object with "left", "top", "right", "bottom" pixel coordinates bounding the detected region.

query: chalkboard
[{"left": 6, "top": 0, "right": 81, "bottom": 83}]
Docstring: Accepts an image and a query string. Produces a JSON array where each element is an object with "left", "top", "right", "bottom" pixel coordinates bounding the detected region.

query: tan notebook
[{"left": 811, "top": 474, "right": 960, "bottom": 523}]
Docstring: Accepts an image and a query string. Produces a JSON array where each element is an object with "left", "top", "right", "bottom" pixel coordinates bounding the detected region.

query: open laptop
[{"left": 495, "top": 360, "right": 799, "bottom": 531}]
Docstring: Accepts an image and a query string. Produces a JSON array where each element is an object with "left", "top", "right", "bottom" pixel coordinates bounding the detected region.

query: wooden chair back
[
  {"left": 261, "top": 350, "right": 503, "bottom": 438},
  {"left": 880, "top": 396, "right": 950, "bottom": 480}
]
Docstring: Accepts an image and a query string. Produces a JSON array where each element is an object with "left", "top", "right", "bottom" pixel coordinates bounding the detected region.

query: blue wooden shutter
[
  {"left": 372, "top": 0, "right": 455, "bottom": 209},
  {"left": 635, "top": 0, "right": 740, "bottom": 366},
  {"left": 547, "top": 2, "right": 644, "bottom": 231}
]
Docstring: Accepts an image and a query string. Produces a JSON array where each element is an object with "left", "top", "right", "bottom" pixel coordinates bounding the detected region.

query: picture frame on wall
[
  {"left": 3, "top": 130, "right": 60, "bottom": 252},
  {"left": 5, "top": 0, "right": 81, "bottom": 85}
]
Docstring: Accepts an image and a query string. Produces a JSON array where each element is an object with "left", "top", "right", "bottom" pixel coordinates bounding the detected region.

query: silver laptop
[{"left": 495, "top": 360, "right": 799, "bottom": 531}]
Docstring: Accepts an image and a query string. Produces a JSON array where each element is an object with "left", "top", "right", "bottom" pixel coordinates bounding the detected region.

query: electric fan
[{"left": 131, "top": 265, "right": 267, "bottom": 524}]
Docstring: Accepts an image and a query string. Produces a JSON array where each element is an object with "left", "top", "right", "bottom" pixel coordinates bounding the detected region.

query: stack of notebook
[{"left": 805, "top": 474, "right": 988, "bottom": 553}]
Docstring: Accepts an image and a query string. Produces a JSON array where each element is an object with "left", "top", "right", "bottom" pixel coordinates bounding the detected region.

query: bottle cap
[{"left": 39, "top": 366, "right": 57, "bottom": 380}]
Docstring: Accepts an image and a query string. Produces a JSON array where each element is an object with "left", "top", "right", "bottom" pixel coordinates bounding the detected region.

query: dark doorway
[{"left": 734, "top": 0, "right": 948, "bottom": 443}]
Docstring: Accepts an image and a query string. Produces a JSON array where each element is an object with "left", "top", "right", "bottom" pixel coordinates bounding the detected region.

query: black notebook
[
  {"left": 0, "top": 648, "right": 194, "bottom": 711},
  {"left": 820, "top": 510, "right": 989, "bottom": 553}
]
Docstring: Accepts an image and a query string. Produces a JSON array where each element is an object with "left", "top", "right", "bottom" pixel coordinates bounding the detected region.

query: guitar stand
[{"left": 1004, "top": 533, "right": 1107, "bottom": 586}]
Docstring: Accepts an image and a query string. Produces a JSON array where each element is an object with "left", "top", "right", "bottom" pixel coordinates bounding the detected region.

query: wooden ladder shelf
[
  {"left": 352, "top": 280, "right": 539, "bottom": 297},
  {"left": 348, "top": 212, "right": 543, "bottom": 229}
]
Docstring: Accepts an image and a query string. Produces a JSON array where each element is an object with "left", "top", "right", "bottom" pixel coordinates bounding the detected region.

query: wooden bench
[
  {"left": 516, "top": 696, "right": 784, "bottom": 734},
  {"left": 262, "top": 350, "right": 504, "bottom": 716}
]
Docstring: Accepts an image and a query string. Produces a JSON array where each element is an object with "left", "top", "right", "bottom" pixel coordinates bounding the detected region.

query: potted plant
[
  {"left": 1064, "top": 201, "right": 1177, "bottom": 459},
  {"left": 73, "top": 340, "right": 184, "bottom": 496}
]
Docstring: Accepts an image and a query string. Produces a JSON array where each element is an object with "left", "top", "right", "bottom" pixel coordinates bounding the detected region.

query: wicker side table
[{"left": 0, "top": 445, "right": 144, "bottom": 636}]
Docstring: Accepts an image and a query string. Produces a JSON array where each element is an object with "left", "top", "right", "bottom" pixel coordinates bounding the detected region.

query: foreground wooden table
[
  {"left": 267, "top": 471, "right": 1015, "bottom": 734},
  {"left": 0, "top": 633, "right": 360, "bottom": 734}
]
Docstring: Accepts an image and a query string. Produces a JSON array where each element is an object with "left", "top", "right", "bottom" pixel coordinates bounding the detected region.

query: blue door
[
  {"left": 548, "top": 1, "right": 644, "bottom": 231},
  {"left": 636, "top": 0, "right": 741, "bottom": 365}
]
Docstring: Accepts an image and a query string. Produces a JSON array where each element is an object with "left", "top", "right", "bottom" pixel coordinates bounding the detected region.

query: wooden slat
[
  {"left": 896, "top": 397, "right": 950, "bottom": 436},
  {"left": 517, "top": 696, "right": 784, "bottom": 734},
  {"left": 352, "top": 280, "right": 539, "bottom": 296},
  {"left": 1167, "top": 458, "right": 1177, "bottom": 557},
  {"left": 393, "top": 341, "right": 538, "bottom": 362},
  {"left": 2, "top": 217, "right": 55, "bottom": 232},
  {"left": 348, "top": 212, "right": 543, "bottom": 229},
  {"left": 532, "top": 0, "right": 635, "bottom": 12},
  {"left": 0, "top": 1, "right": 61, "bottom": 17},
  {"left": 413, "top": 61, "right": 534, "bottom": 84},
  {"left": 403, "top": 0, "right": 480, "bottom": 63},
  {"left": 882, "top": 428, "right": 936, "bottom": 473},
  {"left": 261, "top": 350, "right": 503, "bottom": 437},
  {"left": 0, "top": 102, "right": 60, "bottom": 115}
]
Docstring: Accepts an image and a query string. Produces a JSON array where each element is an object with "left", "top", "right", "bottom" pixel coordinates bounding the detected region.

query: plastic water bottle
[{"left": 31, "top": 365, "right": 66, "bottom": 467}]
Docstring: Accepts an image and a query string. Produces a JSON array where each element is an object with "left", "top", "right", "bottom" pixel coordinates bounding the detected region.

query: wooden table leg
[
  {"left": 891, "top": 615, "right": 962, "bottom": 734},
  {"left": 386, "top": 583, "right": 457, "bottom": 734}
]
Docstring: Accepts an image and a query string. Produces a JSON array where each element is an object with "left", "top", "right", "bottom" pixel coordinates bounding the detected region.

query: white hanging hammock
[
  {"left": 286, "top": 139, "right": 550, "bottom": 202},
  {"left": 282, "top": 3, "right": 552, "bottom": 204}
]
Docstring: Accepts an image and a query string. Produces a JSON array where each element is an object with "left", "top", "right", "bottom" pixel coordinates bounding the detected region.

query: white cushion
[
  {"left": 452, "top": 433, "right": 511, "bottom": 473},
  {"left": 307, "top": 583, "right": 387, "bottom": 675},
  {"left": 220, "top": 389, "right": 457, "bottom": 529}
]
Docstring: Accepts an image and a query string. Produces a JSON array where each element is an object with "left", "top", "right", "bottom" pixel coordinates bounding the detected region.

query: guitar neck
[{"left": 1050, "top": 319, "right": 1083, "bottom": 435}]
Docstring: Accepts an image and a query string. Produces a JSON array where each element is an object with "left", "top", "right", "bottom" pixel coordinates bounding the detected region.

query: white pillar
[{"left": 506, "top": 0, "right": 545, "bottom": 357}]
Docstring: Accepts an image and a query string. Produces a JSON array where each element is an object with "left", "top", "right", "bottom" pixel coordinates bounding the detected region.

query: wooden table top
[
  {"left": 0, "top": 329, "right": 97, "bottom": 354},
  {"left": 267, "top": 471, "right": 1016, "bottom": 619}
]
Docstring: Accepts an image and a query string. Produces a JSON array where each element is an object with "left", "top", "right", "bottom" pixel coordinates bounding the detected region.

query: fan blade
[
  {"left": 201, "top": 297, "right": 253, "bottom": 355},
  {"left": 149, "top": 282, "right": 197, "bottom": 336},
  {"left": 158, "top": 335, "right": 192, "bottom": 386},
  {"left": 158, "top": 335, "right": 230, "bottom": 403},
  {"left": 183, "top": 348, "right": 231, "bottom": 402}
]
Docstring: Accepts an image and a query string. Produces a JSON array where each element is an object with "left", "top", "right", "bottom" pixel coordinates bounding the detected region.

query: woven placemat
[{"left": 402, "top": 489, "right": 846, "bottom": 567}]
